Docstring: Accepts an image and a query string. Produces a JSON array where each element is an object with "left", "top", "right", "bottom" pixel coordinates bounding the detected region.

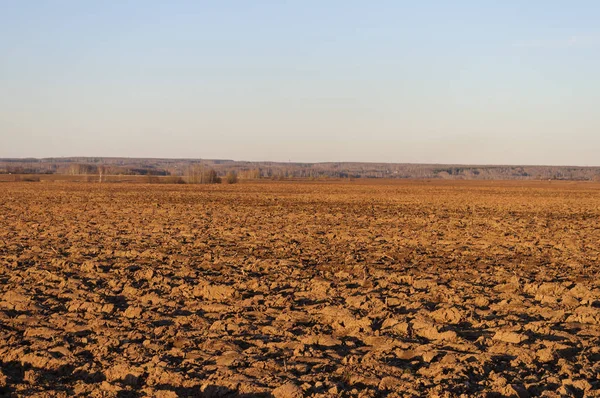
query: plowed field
[{"left": 1, "top": 181, "right": 599, "bottom": 397}]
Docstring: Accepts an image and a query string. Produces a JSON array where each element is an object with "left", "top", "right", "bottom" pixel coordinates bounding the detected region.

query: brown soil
[{"left": 0, "top": 181, "right": 599, "bottom": 397}]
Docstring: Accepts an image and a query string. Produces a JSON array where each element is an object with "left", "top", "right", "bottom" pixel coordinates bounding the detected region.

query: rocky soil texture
[{"left": 0, "top": 180, "right": 599, "bottom": 397}]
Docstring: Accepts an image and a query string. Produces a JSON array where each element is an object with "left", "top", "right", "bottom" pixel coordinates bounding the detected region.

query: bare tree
[
  {"left": 225, "top": 171, "right": 238, "bottom": 184},
  {"left": 186, "top": 165, "right": 221, "bottom": 184},
  {"left": 98, "top": 165, "right": 106, "bottom": 183},
  {"left": 186, "top": 164, "right": 202, "bottom": 184}
]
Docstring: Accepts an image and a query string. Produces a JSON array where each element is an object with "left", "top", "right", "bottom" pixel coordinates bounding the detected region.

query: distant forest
[{"left": 1, "top": 157, "right": 600, "bottom": 181}]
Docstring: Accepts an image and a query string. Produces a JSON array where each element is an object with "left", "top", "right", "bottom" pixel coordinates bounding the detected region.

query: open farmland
[{"left": 1, "top": 180, "right": 599, "bottom": 397}]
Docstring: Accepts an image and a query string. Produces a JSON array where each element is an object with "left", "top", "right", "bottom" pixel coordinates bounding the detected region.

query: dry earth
[{"left": 0, "top": 180, "right": 599, "bottom": 397}]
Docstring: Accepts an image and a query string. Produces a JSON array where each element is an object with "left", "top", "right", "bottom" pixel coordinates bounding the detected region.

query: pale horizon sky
[{"left": 1, "top": 1, "right": 599, "bottom": 166}]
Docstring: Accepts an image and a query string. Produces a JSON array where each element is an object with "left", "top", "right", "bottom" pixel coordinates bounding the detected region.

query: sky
[{"left": 1, "top": 1, "right": 599, "bottom": 165}]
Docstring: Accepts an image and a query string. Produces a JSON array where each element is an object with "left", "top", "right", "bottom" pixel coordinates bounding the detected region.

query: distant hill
[{"left": 1, "top": 157, "right": 600, "bottom": 181}]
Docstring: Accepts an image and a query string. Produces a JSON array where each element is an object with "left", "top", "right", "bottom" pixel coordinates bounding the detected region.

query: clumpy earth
[{"left": 0, "top": 180, "right": 599, "bottom": 397}]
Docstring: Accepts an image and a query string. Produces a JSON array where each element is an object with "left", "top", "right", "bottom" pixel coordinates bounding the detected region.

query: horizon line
[{"left": 1, "top": 156, "right": 600, "bottom": 169}]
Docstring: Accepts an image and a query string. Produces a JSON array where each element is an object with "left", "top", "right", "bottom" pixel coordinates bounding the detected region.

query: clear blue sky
[{"left": 1, "top": 1, "right": 599, "bottom": 165}]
